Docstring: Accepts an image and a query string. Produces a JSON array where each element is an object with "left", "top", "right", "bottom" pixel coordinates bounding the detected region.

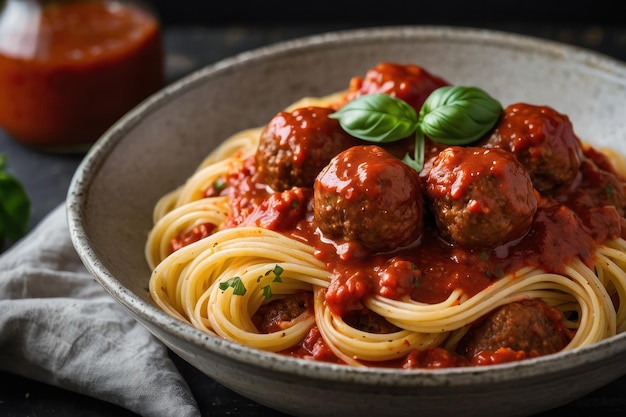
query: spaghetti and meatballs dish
[{"left": 145, "top": 62, "right": 626, "bottom": 368}]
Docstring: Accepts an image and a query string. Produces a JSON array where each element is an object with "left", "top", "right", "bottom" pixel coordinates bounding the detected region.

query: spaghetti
[{"left": 146, "top": 62, "right": 626, "bottom": 368}]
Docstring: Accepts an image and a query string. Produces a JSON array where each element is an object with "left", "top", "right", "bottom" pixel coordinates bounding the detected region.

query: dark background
[
  {"left": 148, "top": 0, "right": 620, "bottom": 26},
  {"left": 146, "top": 0, "right": 626, "bottom": 66}
]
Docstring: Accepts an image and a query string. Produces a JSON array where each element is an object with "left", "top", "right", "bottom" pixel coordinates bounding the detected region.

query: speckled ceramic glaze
[{"left": 67, "top": 26, "right": 626, "bottom": 417}]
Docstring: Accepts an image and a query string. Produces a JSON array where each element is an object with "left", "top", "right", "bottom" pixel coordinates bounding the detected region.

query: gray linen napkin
[{"left": 0, "top": 202, "right": 200, "bottom": 417}]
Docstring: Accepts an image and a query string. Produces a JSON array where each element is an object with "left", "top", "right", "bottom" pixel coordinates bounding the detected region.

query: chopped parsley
[
  {"left": 271, "top": 264, "right": 284, "bottom": 282},
  {"left": 222, "top": 265, "right": 284, "bottom": 298},
  {"left": 213, "top": 177, "right": 227, "bottom": 192},
  {"left": 219, "top": 276, "right": 247, "bottom": 295},
  {"left": 260, "top": 264, "right": 285, "bottom": 298},
  {"left": 262, "top": 285, "right": 272, "bottom": 298}
]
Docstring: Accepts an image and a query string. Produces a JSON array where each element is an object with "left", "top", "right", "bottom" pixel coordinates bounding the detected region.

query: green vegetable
[
  {"left": 270, "top": 264, "right": 283, "bottom": 282},
  {"left": 262, "top": 285, "right": 272, "bottom": 299},
  {"left": 419, "top": 86, "right": 504, "bottom": 144},
  {"left": 212, "top": 177, "right": 227, "bottom": 193},
  {"left": 219, "top": 276, "right": 247, "bottom": 295},
  {"left": 227, "top": 265, "right": 284, "bottom": 299},
  {"left": 329, "top": 86, "right": 502, "bottom": 171},
  {"left": 329, "top": 93, "right": 418, "bottom": 143},
  {"left": 0, "top": 154, "right": 31, "bottom": 242},
  {"left": 260, "top": 264, "right": 284, "bottom": 299}
]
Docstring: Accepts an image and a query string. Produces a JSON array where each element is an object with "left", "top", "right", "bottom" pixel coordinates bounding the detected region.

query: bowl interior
[{"left": 67, "top": 26, "right": 626, "bottom": 416}]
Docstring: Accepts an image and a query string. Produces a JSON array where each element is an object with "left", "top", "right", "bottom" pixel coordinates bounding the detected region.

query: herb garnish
[
  {"left": 219, "top": 276, "right": 247, "bottom": 295},
  {"left": 222, "top": 265, "right": 285, "bottom": 298},
  {"left": 260, "top": 265, "right": 285, "bottom": 299},
  {"left": 0, "top": 154, "right": 31, "bottom": 242},
  {"left": 213, "top": 177, "right": 227, "bottom": 192},
  {"left": 410, "top": 262, "right": 421, "bottom": 288},
  {"left": 270, "top": 264, "right": 284, "bottom": 281},
  {"left": 329, "top": 86, "right": 502, "bottom": 171}
]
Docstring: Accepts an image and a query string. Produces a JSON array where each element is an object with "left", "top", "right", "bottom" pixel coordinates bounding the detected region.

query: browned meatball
[
  {"left": 344, "top": 62, "right": 450, "bottom": 111},
  {"left": 255, "top": 106, "right": 359, "bottom": 191},
  {"left": 252, "top": 292, "right": 313, "bottom": 333},
  {"left": 457, "top": 299, "right": 571, "bottom": 359},
  {"left": 338, "top": 63, "right": 449, "bottom": 160},
  {"left": 343, "top": 309, "right": 401, "bottom": 334},
  {"left": 570, "top": 148, "right": 626, "bottom": 216},
  {"left": 314, "top": 145, "right": 424, "bottom": 252},
  {"left": 557, "top": 150, "right": 626, "bottom": 242},
  {"left": 481, "top": 103, "right": 584, "bottom": 195},
  {"left": 422, "top": 146, "right": 538, "bottom": 249}
]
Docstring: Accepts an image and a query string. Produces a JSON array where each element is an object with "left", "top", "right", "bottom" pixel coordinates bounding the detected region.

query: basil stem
[
  {"left": 330, "top": 86, "right": 502, "bottom": 172},
  {"left": 0, "top": 154, "right": 31, "bottom": 242},
  {"left": 402, "top": 129, "right": 425, "bottom": 172}
]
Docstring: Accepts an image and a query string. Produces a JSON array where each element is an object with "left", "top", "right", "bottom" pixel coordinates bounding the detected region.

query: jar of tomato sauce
[{"left": 0, "top": 0, "right": 164, "bottom": 152}]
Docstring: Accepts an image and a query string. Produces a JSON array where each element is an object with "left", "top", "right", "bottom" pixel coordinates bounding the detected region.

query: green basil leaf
[
  {"left": 329, "top": 85, "right": 502, "bottom": 174},
  {"left": 419, "top": 86, "right": 502, "bottom": 145},
  {"left": 330, "top": 93, "right": 419, "bottom": 143},
  {"left": 0, "top": 155, "right": 31, "bottom": 242}
]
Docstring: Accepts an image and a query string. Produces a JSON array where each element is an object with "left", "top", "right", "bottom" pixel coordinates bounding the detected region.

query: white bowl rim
[{"left": 67, "top": 24, "right": 626, "bottom": 388}]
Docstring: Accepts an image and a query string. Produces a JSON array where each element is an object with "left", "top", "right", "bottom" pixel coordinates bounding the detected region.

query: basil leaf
[
  {"left": 0, "top": 154, "right": 31, "bottom": 242},
  {"left": 329, "top": 85, "right": 502, "bottom": 174},
  {"left": 419, "top": 86, "right": 502, "bottom": 145},
  {"left": 329, "top": 93, "right": 418, "bottom": 143}
]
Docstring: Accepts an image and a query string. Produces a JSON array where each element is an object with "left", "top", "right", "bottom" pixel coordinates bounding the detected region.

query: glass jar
[{"left": 0, "top": 0, "right": 164, "bottom": 152}]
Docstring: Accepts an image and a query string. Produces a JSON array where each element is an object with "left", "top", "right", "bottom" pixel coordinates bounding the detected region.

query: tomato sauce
[
  {"left": 215, "top": 146, "right": 622, "bottom": 307},
  {"left": 0, "top": 0, "right": 164, "bottom": 151},
  {"left": 204, "top": 136, "right": 623, "bottom": 368},
  {"left": 167, "top": 62, "right": 626, "bottom": 368},
  {"left": 317, "top": 147, "right": 621, "bottom": 314}
]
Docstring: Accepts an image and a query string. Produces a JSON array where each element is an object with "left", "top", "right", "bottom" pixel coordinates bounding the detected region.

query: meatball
[
  {"left": 571, "top": 148, "right": 626, "bottom": 216},
  {"left": 344, "top": 62, "right": 449, "bottom": 111},
  {"left": 343, "top": 309, "right": 401, "bottom": 334},
  {"left": 557, "top": 151, "right": 626, "bottom": 242},
  {"left": 255, "top": 106, "right": 359, "bottom": 191},
  {"left": 252, "top": 292, "right": 313, "bottom": 334},
  {"left": 481, "top": 103, "right": 584, "bottom": 195},
  {"left": 457, "top": 299, "right": 571, "bottom": 359},
  {"left": 422, "top": 146, "right": 538, "bottom": 249},
  {"left": 314, "top": 145, "right": 424, "bottom": 252},
  {"left": 339, "top": 63, "right": 449, "bottom": 160}
]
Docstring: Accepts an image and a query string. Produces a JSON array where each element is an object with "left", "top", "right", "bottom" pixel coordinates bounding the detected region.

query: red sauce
[
  {"left": 169, "top": 64, "right": 626, "bottom": 368},
  {"left": 202, "top": 144, "right": 620, "bottom": 367},
  {"left": 170, "top": 223, "right": 216, "bottom": 252},
  {"left": 344, "top": 62, "right": 450, "bottom": 111},
  {"left": 211, "top": 140, "right": 621, "bottom": 367},
  {"left": 0, "top": 0, "right": 164, "bottom": 151}
]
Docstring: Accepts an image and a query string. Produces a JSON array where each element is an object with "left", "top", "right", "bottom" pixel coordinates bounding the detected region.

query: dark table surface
[{"left": 2, "top": 21, "right": 626, "bottom": 416}]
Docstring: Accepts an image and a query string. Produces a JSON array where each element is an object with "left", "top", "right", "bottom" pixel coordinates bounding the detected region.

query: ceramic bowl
[{"left": 67, "top": 26, "right": 626, "bottom": 417}]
